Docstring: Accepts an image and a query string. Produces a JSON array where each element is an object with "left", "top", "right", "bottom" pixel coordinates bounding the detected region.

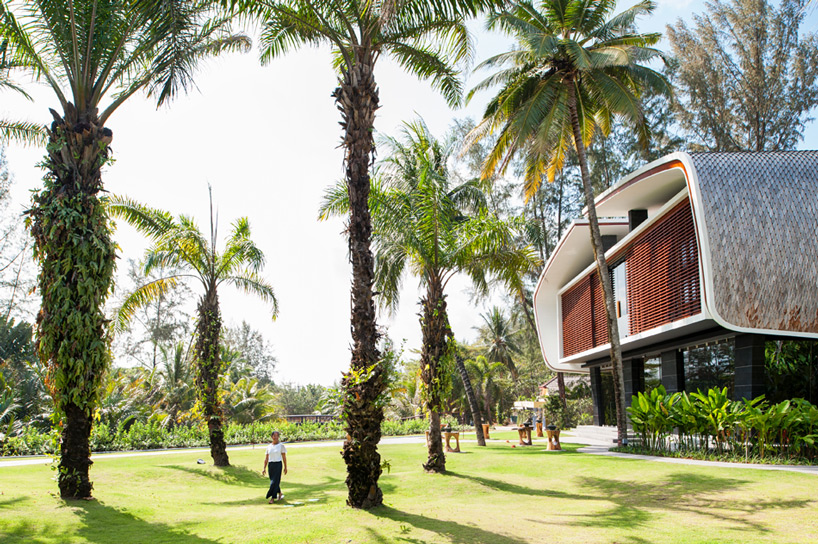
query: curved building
[{"left": 534, "top": 151, "right": 818, "bottom": 423}]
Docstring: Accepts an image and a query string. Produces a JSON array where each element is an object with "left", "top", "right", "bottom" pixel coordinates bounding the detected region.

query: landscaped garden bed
[
  {"left": 624, "top": 386, "right": 818, "bottom": 465},
  {"left": 0, "top": 418, "right": 469, "bottom": 457}
]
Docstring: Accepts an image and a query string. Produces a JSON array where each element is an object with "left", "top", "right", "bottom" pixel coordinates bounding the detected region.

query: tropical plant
[
  {"left": 96, "top": 369, "right": 149, "bottom": 432},
  {"left": 114, "top": 260, "right": 193, "bottom": 371},
  {"left": 322, "top": 119, "right": 538, "bottom": 471},
  {"left": 465, "top": 355, "right": 509, "bottom": 425},
  {"left": 628, "top": 386, "right": 818, "bottom": 462},
  {"left": 0, "top": 389, "right": 22, "bottom": 443},
  {"left": 476, "top": 306, "right": 522, "bottom": 380},
  {"left": 1, "top": 0, "right": 248, "bottom": 498},
  {"left": 109, "top": 191, "right": 278, "bottom": 467},
  {"left": 224, "top": 0, "right": 498, "bottom": 508},
  {"left": 153, "top": 342, "right": 196, "bottom": 428},
  {"left": 222, "top": 377, "right": 278, "bottom": 424},
  {"left": 627, "top": 385, "right": 677, "bottom": 451},
  {"left": 452, "top": 346, "right": 486, "bottom": 446},
  {"left": 466, "top": 0, "right": 670, "bottom": 445}
]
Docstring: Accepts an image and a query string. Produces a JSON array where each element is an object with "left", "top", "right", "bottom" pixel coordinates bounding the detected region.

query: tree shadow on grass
[
  {"left": 199, "top": 474, "right": 343, "bottom": 507},
  {"left": 1, "top": 500, "right": 219, "bottom": 544},
  {"left": 360, "top": 526, "right": 432, "bottom": 544},
  {"left": 562, "top": 472, "right": 812, "bottom": 534},
  {"left": 445, "top": 470, "right": 591, "bottom": 500},
  {"left": 371, "top": 505, "right": 528, "bottom": 544},
  {"left": 449, "top": 467, "right": 811, "bottom": 536},
  {"left": 0, "top": 496, "right": 28, "bottom": 509},
  {"left": 162, "top": 463, "right": 269, "bottom": 487}
]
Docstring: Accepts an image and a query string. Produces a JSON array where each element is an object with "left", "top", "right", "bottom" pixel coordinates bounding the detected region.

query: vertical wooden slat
[{"left": 561, "top": 198, "right": 701, "bottom": 358}]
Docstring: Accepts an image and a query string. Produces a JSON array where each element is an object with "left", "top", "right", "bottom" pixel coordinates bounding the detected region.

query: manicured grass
[{"left": 1, "top": 437, "right": 817, "bottom": 543}]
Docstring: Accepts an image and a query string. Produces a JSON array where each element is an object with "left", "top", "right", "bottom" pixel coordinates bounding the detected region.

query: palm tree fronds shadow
[{"left": 371, "top": 505, "right": 528, "bottom": 544}]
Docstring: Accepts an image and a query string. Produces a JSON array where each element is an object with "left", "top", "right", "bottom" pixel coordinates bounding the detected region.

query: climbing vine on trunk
[
  {"left": 28, "top": 106, "right": 116, "bottom": 499},
  {"left": 195, "top": 288, "right": 229, "bottom": 466},
  {"left": 420, "top": 284, "right": 454, "bottom": 473}
]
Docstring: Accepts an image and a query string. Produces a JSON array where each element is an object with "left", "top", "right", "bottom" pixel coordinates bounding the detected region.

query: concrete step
[{"left": 573, "top": 425, "right": 619, "bottom": 444}]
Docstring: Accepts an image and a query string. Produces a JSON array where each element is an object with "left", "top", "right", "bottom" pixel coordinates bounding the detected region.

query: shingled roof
[{"left": 689, "top": 151, "right": 818, "bottom": 335}]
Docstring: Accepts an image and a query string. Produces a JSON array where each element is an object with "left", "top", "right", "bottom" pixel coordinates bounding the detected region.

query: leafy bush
[
  {"left": 627, "top": 387, "right": 818, "bottom": 462},
  {"left": 1, "top": 425, "right": 56, "bottom": 456},
  {"left": 544, "top": 394, "right": 593, "bottom": 429}
]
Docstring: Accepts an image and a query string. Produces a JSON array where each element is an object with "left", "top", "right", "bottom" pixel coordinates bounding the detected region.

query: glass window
[
  {"left": 644, "top": 356, "right": 662, "bottom": 392},
  {"left": 684, "top": 340, "right": 735, "bottom": 395}
]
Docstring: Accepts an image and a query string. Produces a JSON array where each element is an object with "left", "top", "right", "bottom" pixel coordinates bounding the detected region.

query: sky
[{"left": 3, "top": 1, "right": 818, "bottom": 386}]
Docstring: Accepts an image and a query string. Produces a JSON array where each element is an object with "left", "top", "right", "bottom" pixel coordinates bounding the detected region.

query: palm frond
[
  {"left": 223, "top": 271, "right": 279, "bottom": 320},
  {"left": 113, "top": 276, "right": 179, "bottom": 334},
  {"left": 0, "top": 120, "right": 47, "bottom": 146}
]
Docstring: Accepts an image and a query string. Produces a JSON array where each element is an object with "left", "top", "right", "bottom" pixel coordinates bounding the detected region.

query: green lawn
[{"left": 1, "top": 437, "right": 817, "bottom": 544}]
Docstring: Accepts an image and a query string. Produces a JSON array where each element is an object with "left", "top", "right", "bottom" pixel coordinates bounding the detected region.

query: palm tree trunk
[
  {"left": 567, "top": 84, "right": 628, "bottom": 445},
  {"left": 29, "top": 105, "right": 116, "bottom": 499},
  {"left": 455, "top": 354, "right": 486, "bottom": 446},
  {"left": 195, "top": 287, "right": 229, "bottom": 466},
  {"left": 420, "top": 277, "right": 450, "bottom": 472},
  {"left": 557, "top": 371, "right": 568, "bottom": 413},
  {"left": 334, "top": 55, "right": 386, "bottom": 509}
]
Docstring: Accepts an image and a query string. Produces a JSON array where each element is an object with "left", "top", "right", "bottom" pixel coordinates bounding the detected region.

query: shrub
[
  {"left": 627, "top": 387, "right": 818, "bottom": 462},
  {"left": 1, "top": 417, "right": 452, "bottom": 456}
]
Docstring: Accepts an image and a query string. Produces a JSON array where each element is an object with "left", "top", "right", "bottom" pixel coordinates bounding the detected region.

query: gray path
[{"left": 576, "top": 444, "right": 818, "bottom": 475}]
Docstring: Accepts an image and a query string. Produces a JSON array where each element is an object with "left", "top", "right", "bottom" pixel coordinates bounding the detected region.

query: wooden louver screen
[
  {"left": 560, "top": 199, "right": 701, "bottom": 358},
  {"left": 627, "top": 201, "right": 701, "bottom": 334},
  {"left": 561, "top": 269, "right": 608, "bottom": 357}
]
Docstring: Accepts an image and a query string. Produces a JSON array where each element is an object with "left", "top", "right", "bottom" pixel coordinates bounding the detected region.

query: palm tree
[
  {"left": 321, "top": 119, "right": 539, "bottom": 472},
  {"left": 452, "top": 346, "right": 487, "bottom": 446},
  {"left": 476, "top": 307, "right": 522, "bottom": 381},
  {"left": 465, "top": 355, "right": 507, "bottom": 425},
  {"left": 226, "top": 0, "right": 497, "bottom": 507},
  {"left": 153, "top": 342, "right": 196, "bottom": 428},
  {"left": 0, "top": 1, "right": 248, "bottom": 498},
  {"left": 110, "top": 191, "right": 278, "bottom": 467},
  {"left": 222, "top": 377, "right": 277, "bottom": 425},
  {"left": 466, "top": 0, "right": 670, "bottom": 444}
]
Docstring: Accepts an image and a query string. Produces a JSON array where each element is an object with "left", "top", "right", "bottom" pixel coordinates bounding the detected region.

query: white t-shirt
[{"left": 266, "top": 442, "right": 287, "bottom": 462}]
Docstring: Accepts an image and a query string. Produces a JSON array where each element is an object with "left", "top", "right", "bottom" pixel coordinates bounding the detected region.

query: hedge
[{"left": 1, "top": 417, "right": 466, "bottom": 457}]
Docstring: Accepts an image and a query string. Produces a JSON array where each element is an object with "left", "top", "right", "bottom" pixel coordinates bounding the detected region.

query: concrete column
[
  {"left": 590, "top": 366, "right": 606, "bottom": 426},
  {"left": 661, "top": 349, "right": 685, "bottom": 393},
  {"left": 623, "top": 357, "right": 645, "bottom": 408},
  {"left": 734, "top": 334, "right": 766, "bottom": 401}
]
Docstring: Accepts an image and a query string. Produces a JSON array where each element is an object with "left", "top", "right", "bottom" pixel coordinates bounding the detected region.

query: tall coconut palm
[
  {"left": 466, "top": 0, "right": 670, "bottom": 444},
  {"left": 226, "top": 0, "right": 498, "bottom": 507},
  {"left": 476, "top": 306, "right": 521, "bottom": 381},
  {"left": 0, "top": 1, "right": 248, "bottom": 498},
  {"left": 321, "top": 120, "right": 539, "bottom": 472},
  {"left": 110, "top": 192, "right": 278, "bottom": 466}
]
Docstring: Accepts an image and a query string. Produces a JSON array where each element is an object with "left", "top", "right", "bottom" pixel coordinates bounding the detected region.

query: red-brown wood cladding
[
  {"left": 560, "top": 200, "right": 701, "bottom": 358},
  {"left": 627, "top": 201, "right": 701, "bottom": 334},
  {"left": 561, "top": 269, "right": 608, "bottom": 356}
]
